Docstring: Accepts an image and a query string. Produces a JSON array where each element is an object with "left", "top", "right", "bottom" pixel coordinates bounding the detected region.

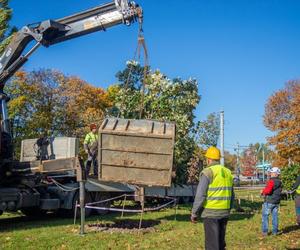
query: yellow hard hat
[{"left": 205, "top": 146, "right": 221, "bottom": 160}]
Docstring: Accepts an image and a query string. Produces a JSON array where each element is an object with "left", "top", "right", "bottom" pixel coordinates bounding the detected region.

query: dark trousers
[
  {"left": 203, "top": 217, "right": 228, "bottom": 250},
  {"left": 86, "top": 155, "right": 98, "bottom": 177},
  {"left": 296, "top": 195, "right": 300, "bottom": 225}
]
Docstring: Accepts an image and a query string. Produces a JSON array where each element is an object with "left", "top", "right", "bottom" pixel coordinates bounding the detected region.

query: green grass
[{"left": 0, "top": 191, "right": 299, "bottom": 250}]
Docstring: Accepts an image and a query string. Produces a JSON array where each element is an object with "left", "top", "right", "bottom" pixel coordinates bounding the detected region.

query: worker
[
  {"left": 84, "top": 123, "right": 98, "bottom": 177},
  {"left": 292, "top": 174, "right": 300, "bottom": 226},
  {"left": 261, "top": 167, "right": 282, "bottom": 236},
  {"left": 191, "top": 146, "right": 234, "bottom": 250}
]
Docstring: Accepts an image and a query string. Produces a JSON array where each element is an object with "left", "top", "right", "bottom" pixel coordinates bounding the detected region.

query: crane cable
[
  {"left": 136, "top": 21, "right": 149, "bottom": 119},
  {"left": 118, "top": 21, "right": 149, "bottom": 119}
]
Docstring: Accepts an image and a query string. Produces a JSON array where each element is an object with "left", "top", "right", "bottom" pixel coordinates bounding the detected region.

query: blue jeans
[{"left": 262, "top": 202, "right": 279, "bottom": 234}]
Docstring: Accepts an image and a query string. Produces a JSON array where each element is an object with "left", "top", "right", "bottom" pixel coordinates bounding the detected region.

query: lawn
[{"left": 0, "top": 190, "right": 299, "bottom": 250}]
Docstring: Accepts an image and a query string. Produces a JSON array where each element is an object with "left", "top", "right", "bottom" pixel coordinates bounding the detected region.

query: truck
[{"left": 0, "top": 0, "right": 143, "bottom": 217}]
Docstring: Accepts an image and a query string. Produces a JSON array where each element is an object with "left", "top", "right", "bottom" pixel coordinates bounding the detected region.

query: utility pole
[
  {"left": 220, "top": 110, "right": 224, "bottom": 166},
  {"left": 256, "top": 144, "right": 262, "bottom": 182},
  {"left": 236, "top": 142, "right": 240, "bottom": 186},
  {"left": 262, "top": 148, "right": 265, "bottom": 183}
]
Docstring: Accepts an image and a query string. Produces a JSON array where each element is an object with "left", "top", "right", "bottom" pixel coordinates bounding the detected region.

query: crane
[
  {"left": 0, "top": 0, "right": 142, "bottom": 216},
  {"left": 0, "top": 0, "right": 142, "bottom": 161}
]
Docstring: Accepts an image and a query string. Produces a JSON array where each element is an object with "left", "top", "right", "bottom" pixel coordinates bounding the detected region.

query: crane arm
[{"left": 0, "top": 0, "right": 143, "bottom": 90}]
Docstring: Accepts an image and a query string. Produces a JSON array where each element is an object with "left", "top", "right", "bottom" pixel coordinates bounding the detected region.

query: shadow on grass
[
  {"left": 234, "top": 199, "right": 263, "bottom": 211},
  {"left": 0, "top": 212, "right": 127, "bottom": 233},
  {"left": 156, "top": 199, "right": 263, "bottom": 222},
  {"left": 0, "top": 213, "right": 70, "bottom": 232},
  {"left": 0, "top": 209, "right": 170, "bottom": 233},
  {"left": 282, "top": 224, "right": 300, "bottom": 234},
  {"left": 88, "top": 219, "right": 160, "bottom": 230},
  {"left": 157, "top": 211, "right": 254, "bottom": 222}
]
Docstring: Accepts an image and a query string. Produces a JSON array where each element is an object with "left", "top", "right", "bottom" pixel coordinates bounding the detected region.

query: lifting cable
[
  {"left": 118, "top": 21, "right": 149, "bottom": 119},
  {"left": 50, "top": 177, "right": 79, "bottom": 192},
  {"left": 79, "top": 194, "right": 176, "bottom": 213}
]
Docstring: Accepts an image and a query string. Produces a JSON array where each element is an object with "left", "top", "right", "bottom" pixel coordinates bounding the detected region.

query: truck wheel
[
  {"left": 181, "top": 196, "right": 191, "bottom": 204},
  {"left": 59, "top": 191, "right": 93, "bottom": 218},
  {"left": 94, "top": 192, "right": 111, "bottom": 215},
  {"left": 21, "top": 207, "right": 46, "bottom": 217}
]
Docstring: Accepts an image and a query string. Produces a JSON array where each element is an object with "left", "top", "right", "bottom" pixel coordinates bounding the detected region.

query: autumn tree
[
  {"left": 264, "top": 81, "right": 300, "bottom": 166},
  {"left": 224, "top": 151, "right": 236, "bottom": 171},
  {"left": 240, "top": 148, "right": 257, "bottom": 177},
  {"left": 5, "top": 69, "right": 111, "bottom": 157},
  {"left": 59, "top": 75, "right": 111, "bottom": 137},
  {"left": 187, "top": 146, "right": 205, "bottom": 184},
  {"left": 7, "top": 70, "right": 63, "bottom": 143},
  {"left": 109, "top": 62, "right": 200, "bottom": 183}
]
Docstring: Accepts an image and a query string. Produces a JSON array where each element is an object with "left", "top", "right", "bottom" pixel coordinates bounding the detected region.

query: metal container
[
  {"left": 98, "top": 118, "right": 175, "bottom": 187},
  {"left": 20, "top": 137, "right": 79, "bottom": 162}
]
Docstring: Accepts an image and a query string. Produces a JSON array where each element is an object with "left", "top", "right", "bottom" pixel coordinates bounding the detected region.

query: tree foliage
[
  {"left": 280, "top": 164, "right": 300, "bottom": 191},
  {"left": 224, "top": 150, "right": 236, "bottom": 171},
  {"left": 109, "top": 62, "right": 200, "bottom": 183},
  {"left": 193, "top": 112, "right": 220, "bottom": 147},
  {"left": 264, "top": 81, "right": 300, "bottom": 166},
  {"left": 187, "top": 147, "right": 205, "bottom": 184},
  {"left": 240, "top": 148, "right": 257, "bottom": 177},
  {"left": 5, "top": 69, "right": 111, "bottom": 157},
  {"left": 0, "top": 0, "right": 16, "bottom": 54},
  {"left": 238, "top": 143, "right": 273, "bottom": 177},
  {"left": 59, "top": 75, "right": 111, "bottom": 137},
  {"left": 187, "top": 113, "right": 221, "bottom": 183},
  {"left": 250, "top": 142, "right": 273, "bottom": 164}
]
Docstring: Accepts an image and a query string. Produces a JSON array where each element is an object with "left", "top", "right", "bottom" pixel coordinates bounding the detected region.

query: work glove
[{"left": 190, "top": 214, "right": 197, "bottom": 223}]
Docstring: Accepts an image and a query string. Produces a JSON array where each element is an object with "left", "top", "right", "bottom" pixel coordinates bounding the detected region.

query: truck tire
[
  {"left": 93, "top": 192, "right": 111, "bottom": 215},
  {"left": 21, "top": 207, "right": 47, "bottom": 217},
  {"left": 180, "top": 196, "right": 191, "bottom": 204},
  {"left": 59, "top": 191, "right": 93, "bottom": 218}
]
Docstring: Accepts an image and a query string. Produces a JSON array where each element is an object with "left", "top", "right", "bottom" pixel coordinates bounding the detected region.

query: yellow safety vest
[
  {"left": 203, "top": 164, "right": 233, "bottom": 210},
  {"left": 297, "top": 184, "right": 300, "bottom": 195},
  {"left": 84, "top": 132, "right": 98, "bottom": 146}
]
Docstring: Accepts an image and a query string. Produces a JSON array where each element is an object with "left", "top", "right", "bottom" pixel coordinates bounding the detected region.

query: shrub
[{"left": 280, "top": 164, "right": 300, "bottom": 191}]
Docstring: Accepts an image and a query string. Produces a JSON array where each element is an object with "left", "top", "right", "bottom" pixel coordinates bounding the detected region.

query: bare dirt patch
[{"left": 87, "top": 219, "right": 160, "bottom": 233}]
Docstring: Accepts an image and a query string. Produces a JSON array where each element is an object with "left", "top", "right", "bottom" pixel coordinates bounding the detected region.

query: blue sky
[{"left": 9, "top": 0, "right": 300, "bottom": 151}]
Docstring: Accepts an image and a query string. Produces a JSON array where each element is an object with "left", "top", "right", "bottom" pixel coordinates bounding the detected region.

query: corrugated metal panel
[
  {"left": 85, "top": 179, "right": 135, "bottom": 192},
  {"left": 144, "top": 185, "right": 197, "bottom": 197},
  {"left": 20, "top": 137, "right": 79, "bottom": 162},
  {"left": 98, "top": 118, "right": 175, "bottom": 187}
]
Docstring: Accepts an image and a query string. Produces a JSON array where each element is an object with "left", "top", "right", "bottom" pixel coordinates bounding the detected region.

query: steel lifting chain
[
  {"left": 136, "top": 21, "right": 149, "bottom": 119},
  {"left": 118, "top": 20, "right": 149, "bottom": 119}
]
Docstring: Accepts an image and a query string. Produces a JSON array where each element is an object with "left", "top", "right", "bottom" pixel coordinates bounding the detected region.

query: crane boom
[{"left": 0, "top": 0, "right": 142, "bottom": 137}]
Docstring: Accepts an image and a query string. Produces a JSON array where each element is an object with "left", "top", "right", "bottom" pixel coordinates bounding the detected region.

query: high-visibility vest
[
  {"left": 203, "top": 164, "right": 233, "bottom": 210},
  {"left": 84, "top": 132, "right": 98, "bottom": 146},
  {"left": 297, "top": 184, "right": 300, "bottom": 195}
]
